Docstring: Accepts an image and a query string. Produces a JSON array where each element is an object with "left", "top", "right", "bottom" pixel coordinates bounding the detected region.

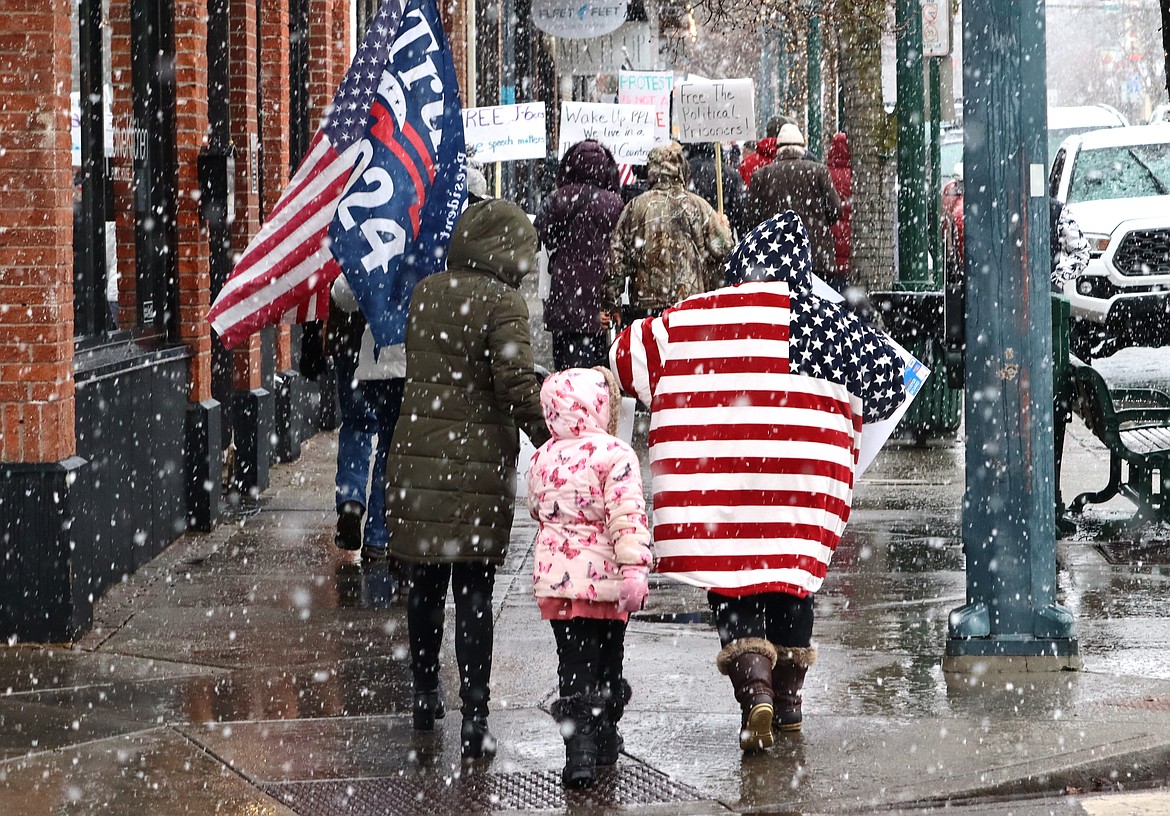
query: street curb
[{"left": 892, "top": 736, "right": 1170, "bottom": 811}]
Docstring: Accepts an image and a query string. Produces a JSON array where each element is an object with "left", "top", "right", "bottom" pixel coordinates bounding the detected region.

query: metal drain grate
[
  {"left": 1095, "top": 540, "right": 1170, "bottom": 565},
  {"left": 262, "top": 761, "right": 704, "bottom": 815}
]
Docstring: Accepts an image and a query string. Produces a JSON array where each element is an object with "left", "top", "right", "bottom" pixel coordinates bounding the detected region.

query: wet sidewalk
[{"left": 4, "top": 378, "right": 1170, "bottom": 815}]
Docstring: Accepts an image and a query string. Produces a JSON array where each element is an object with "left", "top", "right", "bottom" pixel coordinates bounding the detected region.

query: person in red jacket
[
  {"left": 739, "top": 115, "right": 785, "bottom": 185},
  {"left": 826, "top": 132, "right": 853, "bottom": 287}
]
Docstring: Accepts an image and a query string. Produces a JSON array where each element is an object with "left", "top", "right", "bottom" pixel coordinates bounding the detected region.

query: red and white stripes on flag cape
[
  {"left": 207, "top": 132, "right": 357, "bottom": 349},
  {"left": 609, "top": 282, "right": 864, "bottom": 599}
]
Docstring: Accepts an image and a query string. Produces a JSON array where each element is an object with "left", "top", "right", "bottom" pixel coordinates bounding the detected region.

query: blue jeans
[{"left": 335, "top": 354, "right": 405, "bottom": 550}]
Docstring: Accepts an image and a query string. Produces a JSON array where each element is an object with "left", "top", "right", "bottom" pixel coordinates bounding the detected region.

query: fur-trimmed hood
[{"left": 539, "top": 366, "right": 621, "bottom": 439}]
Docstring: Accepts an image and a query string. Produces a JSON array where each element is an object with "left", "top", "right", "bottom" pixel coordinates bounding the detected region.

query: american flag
[
  {"left": 208, "top": 0, "right": 465, "bottom": 350},
  {"left": 609, "top": 211, "right": 904, "bottom": 598}
]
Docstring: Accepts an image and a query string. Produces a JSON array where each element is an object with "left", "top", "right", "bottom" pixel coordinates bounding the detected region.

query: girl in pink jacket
[{"left": 526, "top": 366, "right": 652, "bottom": 789}]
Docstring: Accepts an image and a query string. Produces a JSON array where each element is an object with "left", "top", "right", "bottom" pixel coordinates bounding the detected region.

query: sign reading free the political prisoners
[
  {"left": 462, "top": 103, "right": 547, "bottom": 163},
  {"left": 673, "top": 78, "right": 756, "bottom": 143}
]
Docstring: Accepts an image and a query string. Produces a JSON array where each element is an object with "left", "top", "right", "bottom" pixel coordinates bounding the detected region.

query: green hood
[
  {"left": 446, "top": 199, "right": 538, "bottom": 288},
  {"left": 648, "top": 141, "right": 689, "bottom": 188}
]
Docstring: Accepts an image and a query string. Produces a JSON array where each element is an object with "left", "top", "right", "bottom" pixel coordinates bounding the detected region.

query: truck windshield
[{"left": 1068, "top": 143, "right": 1170, "bottom": 203}]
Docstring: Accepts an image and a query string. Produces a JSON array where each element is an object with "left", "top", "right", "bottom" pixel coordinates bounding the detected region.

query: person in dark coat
[
  {"left": 745, "top": 124, "right": 842, "bottom": 286},
  {"left": 685, "top": 141, "right": 748, "bottom": 238},
  {"left": 826, "top": 132, "right": 853, "bottom": 289},
  {"left": 385, "top": 198, "right": 551, "bottom": 760},
  {"left": 536, "top": 140, "right": 625, "bottom": 370},
  {"left": 739, "top": 114, "right": 806, "bottom": 185}
]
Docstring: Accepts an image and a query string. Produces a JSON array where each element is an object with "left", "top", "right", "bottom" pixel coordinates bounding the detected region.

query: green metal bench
[{"left": 1068, "top": 358, "right": 1170, "bottom": 524}]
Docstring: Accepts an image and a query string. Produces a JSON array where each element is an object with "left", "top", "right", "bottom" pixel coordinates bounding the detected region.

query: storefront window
[
  {"left": 72, "top": 0, "right": 178, "bottom": 340},
  {"left": 71, "top": 0, "right": 113, "bottom": 336}
]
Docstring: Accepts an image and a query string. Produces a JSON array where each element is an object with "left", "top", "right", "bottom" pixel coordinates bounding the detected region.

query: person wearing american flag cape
[{"left": 609, "top": 210, "right": 906, "bottom": 751}]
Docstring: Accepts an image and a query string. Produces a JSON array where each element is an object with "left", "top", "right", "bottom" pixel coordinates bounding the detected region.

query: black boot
[
  {"left": 460, "top": 715, "right": 497, "bottom": 759},
  {"left": 335, "top": 501, "right": 364, "bottom": 550},
  {"left": 772, "top": 646, "right": 816, "bottom": 734},
  {"left": 411, "top": 688, "right": 446, "bottom": 731},
  {"left": 551, "top": 694, "right": 604, "bottom": 788},
  {"left": 596, "top": 679, "right": 631, "bottom": 766},
  {"left": 716, "top": 638, "right": 777, "bottom": 752}
]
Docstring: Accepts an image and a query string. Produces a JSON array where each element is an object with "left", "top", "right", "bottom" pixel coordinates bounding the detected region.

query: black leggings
[
  {"left": 550, "top": 618, "right": 627, "bottom": 704},
  {"left": 707, "top": 591, "right": 815, "bottom": 649},
  {"left": 408, "top": 561, "right": 496, "bottom": 717}
]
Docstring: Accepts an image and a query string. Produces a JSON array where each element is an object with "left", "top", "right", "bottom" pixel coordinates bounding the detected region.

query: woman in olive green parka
[{"left": 386, "top": 198, "right": 550, "bottom": 759}]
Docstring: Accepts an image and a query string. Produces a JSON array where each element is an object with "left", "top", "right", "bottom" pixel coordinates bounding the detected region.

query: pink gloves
[{"left": 617, "top": 567, "right": 649, "bottom": 614}]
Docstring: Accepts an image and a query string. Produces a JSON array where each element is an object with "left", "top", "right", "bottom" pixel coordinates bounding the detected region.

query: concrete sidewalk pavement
[{"left": 2, "top": 403, "right": 1170, "bottom": 815}]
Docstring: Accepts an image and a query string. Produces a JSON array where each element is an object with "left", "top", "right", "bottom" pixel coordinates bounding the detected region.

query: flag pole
[{"left": 714, "top": 142, "right": 724, "bottom": 215}]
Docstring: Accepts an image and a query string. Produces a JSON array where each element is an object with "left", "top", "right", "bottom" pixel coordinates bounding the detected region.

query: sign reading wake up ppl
[
  {"left": 461, "top": 103, "right": 547, "bottom": 163},
  {"left": 558, "top": 102, "right": 657, "bottom": 165},
  {"left": 672, "top": 78, "right": 756, "bottom": 143},
  {"left": 618, "top": 71, "right": 673, "bottom": 144}
]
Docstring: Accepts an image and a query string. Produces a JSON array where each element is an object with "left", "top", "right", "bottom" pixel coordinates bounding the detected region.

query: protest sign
[
  {"left": 673, "top": 78, "right": 755, "bottom": 143},
  {"left": 462, "top": 103, "right": 546, "bottom": 163},
  {"left": 618, "top": 70, "right": 673, "bottom": 144},
  {"left": 558, "top": 102, "right": 657, "bottom": 165},
  {"left": 855, "top": 343, "right": 930, "bottom": 476},
  {"left": 808, "top": 275, "right": 931, "bottom": 476}
]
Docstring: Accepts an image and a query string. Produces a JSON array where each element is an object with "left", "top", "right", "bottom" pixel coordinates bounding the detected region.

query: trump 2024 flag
[{"left": 207, "top": 0, "right": 467, "bottom": 350}]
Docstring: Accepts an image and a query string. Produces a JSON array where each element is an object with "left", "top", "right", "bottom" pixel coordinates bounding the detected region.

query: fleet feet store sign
[{"left": 533, "top": 0, "right": 627, "bottom": 38}]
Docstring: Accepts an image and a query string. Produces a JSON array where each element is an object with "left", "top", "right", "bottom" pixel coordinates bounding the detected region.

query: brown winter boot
[
  {"left": 716, "top": 638, "right": 778, "bottom": 752},
  {"left": 772, "top": 646, "right": 817, "bottom": 733}
]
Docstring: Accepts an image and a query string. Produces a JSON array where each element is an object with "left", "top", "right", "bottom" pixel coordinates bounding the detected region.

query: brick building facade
[{"left": 0, "top": 0, "right": 474, "bottom": 642}]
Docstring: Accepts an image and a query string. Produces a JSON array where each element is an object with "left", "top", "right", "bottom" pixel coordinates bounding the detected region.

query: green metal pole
[
  {"left": 807, "top": 11, "right": 822, "bottom": 159},
  {"left": 759, "top": 29, "right": 774, "bottom": 136},
  {"left": 928, "top": 58, "right": 942, "bottom": 290},
  {"left": 895, "top": 0, "right": 929, "bottom": 291},
  {"left": 944, "top": 0, "right": 1079, "bottom": 669}
]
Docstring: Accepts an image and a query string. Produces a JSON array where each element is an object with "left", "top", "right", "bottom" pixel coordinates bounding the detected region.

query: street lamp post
[
  {"left": 895, "top": 0, "right": 928, "bottom": 291},
  {"left": 807, "top": 4, "right": 822, "bottom": 158},
  {"left": 944, "top": 0, "right": 1080, "bottom": 671}
]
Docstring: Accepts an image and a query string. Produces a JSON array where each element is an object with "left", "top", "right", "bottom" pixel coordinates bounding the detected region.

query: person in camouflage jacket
[{"left": 604, "top": 141, "right": 733, "bottom": 321}]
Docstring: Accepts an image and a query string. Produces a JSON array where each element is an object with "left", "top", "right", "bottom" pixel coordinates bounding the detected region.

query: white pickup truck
[{"left": 1048, "top": 125, "right": 1170, "bottom": 360}]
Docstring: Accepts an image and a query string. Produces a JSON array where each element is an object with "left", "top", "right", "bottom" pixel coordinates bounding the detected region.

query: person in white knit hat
[{"left": 744, "top": 123, "right": 843, "bottom": 290}]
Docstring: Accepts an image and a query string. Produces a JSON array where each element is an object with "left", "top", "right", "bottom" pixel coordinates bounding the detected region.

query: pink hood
[{"left": 540, "top": 367, "right": 621, "bottom": 441}]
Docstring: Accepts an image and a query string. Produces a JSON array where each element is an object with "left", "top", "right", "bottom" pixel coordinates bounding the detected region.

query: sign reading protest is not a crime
[
  {"left": 558, "top": 102, "right": 657, "bottom": 165},
  {"left": 462, "top": 103, "right": 546, "bottom": 163},
  {"left": 618, "top": 71, "right": 673, "bottom": 145},
  {"left": 532, "top": 0, "right": 627, "bottom": 39},
  {"left": 673, "top": 78, "right": 756, "bottom": 143}
]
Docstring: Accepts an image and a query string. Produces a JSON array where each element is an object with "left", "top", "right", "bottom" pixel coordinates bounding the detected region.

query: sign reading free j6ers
[
  {"left": 672, "top": 78, "right": 756, "bottom": 143},
  {"left": 461, "top": 103, "right": 547, "bottom": 163}
]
